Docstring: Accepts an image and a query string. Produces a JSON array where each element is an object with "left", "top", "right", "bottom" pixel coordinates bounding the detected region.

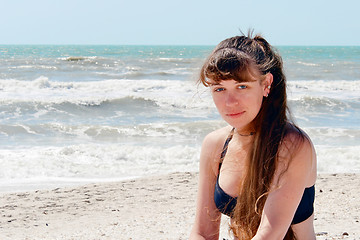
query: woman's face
[{"left": 209, "top": 73, "right": 272, "bottom": 133}]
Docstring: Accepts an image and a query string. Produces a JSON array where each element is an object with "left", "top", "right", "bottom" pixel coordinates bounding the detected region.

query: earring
[{"left": 266, "top": 85, "right": 270, "bottom": 97}]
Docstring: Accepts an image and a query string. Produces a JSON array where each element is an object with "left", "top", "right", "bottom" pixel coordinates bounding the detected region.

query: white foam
[
  {"left": 296, "top": 61, "right": 320, "bottom": 67},
  {"left": 0, "top": 77, "right": 205, "bottom": 106},
  {"left": 0, "top": 140, "right": 358, "bottom": 192},
  {"left": 0, "top": 143, "right": 201, "bottom": 181},
  {"left": 316, "top": 145, "right": 360, "bottom": 173},
  {"left": 288, "top": 80, "right": 360, "bottom": 100}
]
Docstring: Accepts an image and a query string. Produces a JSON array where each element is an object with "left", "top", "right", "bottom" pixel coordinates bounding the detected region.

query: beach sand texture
[{"left": 0, "top": 172, "right": 359, "bottom": 240}]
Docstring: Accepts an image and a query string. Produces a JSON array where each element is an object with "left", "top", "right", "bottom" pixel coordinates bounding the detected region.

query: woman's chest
[{"left": 218, "top": 148, "right": 249, "bottom": 197}]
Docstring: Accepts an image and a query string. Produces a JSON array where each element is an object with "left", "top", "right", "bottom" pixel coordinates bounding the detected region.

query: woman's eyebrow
[{"left": 209, "top": 82, "right": 222, "bottom": 86}]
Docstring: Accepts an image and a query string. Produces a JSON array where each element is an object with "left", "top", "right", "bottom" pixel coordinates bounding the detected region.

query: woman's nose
[{"left": 225, "top": 92, "right": 239, "bottom": 106}]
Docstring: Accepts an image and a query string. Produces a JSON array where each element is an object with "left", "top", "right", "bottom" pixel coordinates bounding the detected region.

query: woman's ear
[{"left": 263, "top": 73, "right": 273, "bottom": 97}]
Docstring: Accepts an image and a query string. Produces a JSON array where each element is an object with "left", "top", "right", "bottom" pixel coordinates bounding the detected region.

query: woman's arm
[
  {"left": 252, "top": 132, "right": 316, "bottom": 240},
  {"left": 189, "top": 130, "right": 225, "bottom": 240}
]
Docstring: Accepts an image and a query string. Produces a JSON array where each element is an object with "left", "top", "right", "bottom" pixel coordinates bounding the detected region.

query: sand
[{"left": 0, "top": 172, "right": 359, "bottom": 240}]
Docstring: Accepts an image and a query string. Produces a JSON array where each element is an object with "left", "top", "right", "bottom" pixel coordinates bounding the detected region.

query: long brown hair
[{"left": 199, "top": 32, "right": 302, "bottom": 239}]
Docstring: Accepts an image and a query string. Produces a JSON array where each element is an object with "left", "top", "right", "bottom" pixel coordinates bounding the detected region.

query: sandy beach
[{"left": 0, "top": 172, "right": 359, "bottom": 240}]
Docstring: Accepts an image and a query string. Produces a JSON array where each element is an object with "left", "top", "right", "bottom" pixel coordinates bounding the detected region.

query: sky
[{"left": 0, "top": 0, "right": 359, "bottom": 46}]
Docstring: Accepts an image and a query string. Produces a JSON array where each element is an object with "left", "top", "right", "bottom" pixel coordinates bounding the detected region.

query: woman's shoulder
[
  {"left": 202, "top": 125, "right": 233, "bottom": 149},
  {"left": 200, "top": 126, "right": 233, "bottom": 166},
  {"left": 282, "top": 123, "right": 313, "bottom": 152},
  {"left": 277, "top": 123, "right": 315, "bottom": 170},
  {"left": 278, "top": 123, "right": 317, "bottom": 184}
]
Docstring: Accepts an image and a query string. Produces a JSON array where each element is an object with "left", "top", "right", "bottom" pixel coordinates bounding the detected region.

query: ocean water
[{"left": 0, "top": 45, "right": 359, "bottom": 191}]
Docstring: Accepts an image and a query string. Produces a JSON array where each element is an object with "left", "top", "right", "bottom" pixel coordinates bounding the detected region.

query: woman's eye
[
  {"left": 237, "top": 85, "right": 247, "bottom": 89},
  {"left": 214, "top": 87, "right": 225, "bottom": 92}
]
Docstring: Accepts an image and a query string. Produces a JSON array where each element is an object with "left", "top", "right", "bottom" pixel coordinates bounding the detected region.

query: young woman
[{"left": 189, "top": 33, "right": 317, "bottom": 240}]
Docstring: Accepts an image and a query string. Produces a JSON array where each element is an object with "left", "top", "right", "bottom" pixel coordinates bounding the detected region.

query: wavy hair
[{"left": 199, "top": 32, "right": 302, "bottom": 239}]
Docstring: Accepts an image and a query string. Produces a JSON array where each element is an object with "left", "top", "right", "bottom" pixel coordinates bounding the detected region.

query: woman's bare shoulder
[
  {"left": 282, "top": 124, "right": 314, "bottom": 154},
  {"left": 200, "top": 126, "right": 233, "bottom": 169},
  {"left": 277, "top": 124, "right": 316, "bottom": 185},
  {"left": 202, "top": 125, "right": 233, "bottom": 149}
]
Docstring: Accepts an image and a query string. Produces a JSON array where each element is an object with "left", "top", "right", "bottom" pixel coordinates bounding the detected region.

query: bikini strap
[{"left": 218, "top": 128, "right": 235, "bottom": 171}]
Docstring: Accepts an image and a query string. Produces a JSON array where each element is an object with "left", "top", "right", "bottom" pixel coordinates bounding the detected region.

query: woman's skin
[{"left": 190, "top": 74, "right": 317, "bottom": 240}]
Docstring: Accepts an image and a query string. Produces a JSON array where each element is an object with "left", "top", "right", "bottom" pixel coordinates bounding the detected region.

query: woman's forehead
[
  {"left": 208, "top": 78, "right": 258, "bottom": 85},
  {"left": 206, "top": 70, "right": 262, "bottom": 84}
]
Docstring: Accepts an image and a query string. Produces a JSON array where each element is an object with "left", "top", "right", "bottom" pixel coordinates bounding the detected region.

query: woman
[{"left": 189, "top": 33, "right": 317, "bottom": 240}]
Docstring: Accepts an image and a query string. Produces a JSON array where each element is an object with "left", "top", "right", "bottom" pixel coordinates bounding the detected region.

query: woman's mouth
[{"left": 226, "top": 111, "right": 244, "bottom": 118}]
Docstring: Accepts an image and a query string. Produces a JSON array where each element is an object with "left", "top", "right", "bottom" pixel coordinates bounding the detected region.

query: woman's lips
[{"left": 226, "top": 111, "right": 244, "bottom": 118}]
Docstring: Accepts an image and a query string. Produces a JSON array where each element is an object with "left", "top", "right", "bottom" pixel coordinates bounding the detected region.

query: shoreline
[
  {"left": 0, "top": 176, "right": 144, "bottom": 194},
  {"left": 0, "top": 172, "right": 359, "bottom": 239},
  {"left": 0, "top": 170, "right": 357, "bottom": 194}
]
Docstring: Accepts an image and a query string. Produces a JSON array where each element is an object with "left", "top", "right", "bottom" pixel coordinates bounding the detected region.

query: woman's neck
[{"left": 233, "top": 128, "right": 255, "bottom": 147}]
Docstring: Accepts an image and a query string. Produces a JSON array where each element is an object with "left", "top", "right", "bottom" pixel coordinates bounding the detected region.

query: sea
[{"left": 0, "top": 45, "right": 359, "bottom": 192}]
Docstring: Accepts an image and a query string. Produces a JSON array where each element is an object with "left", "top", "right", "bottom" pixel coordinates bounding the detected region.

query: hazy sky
[{"left": 1, "top": 0, "right": 359, "bottom": 45}]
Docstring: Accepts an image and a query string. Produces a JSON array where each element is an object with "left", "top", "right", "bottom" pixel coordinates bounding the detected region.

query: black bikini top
[{"left": 214, "top": 128, "right": 315, "bottom": 225}]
